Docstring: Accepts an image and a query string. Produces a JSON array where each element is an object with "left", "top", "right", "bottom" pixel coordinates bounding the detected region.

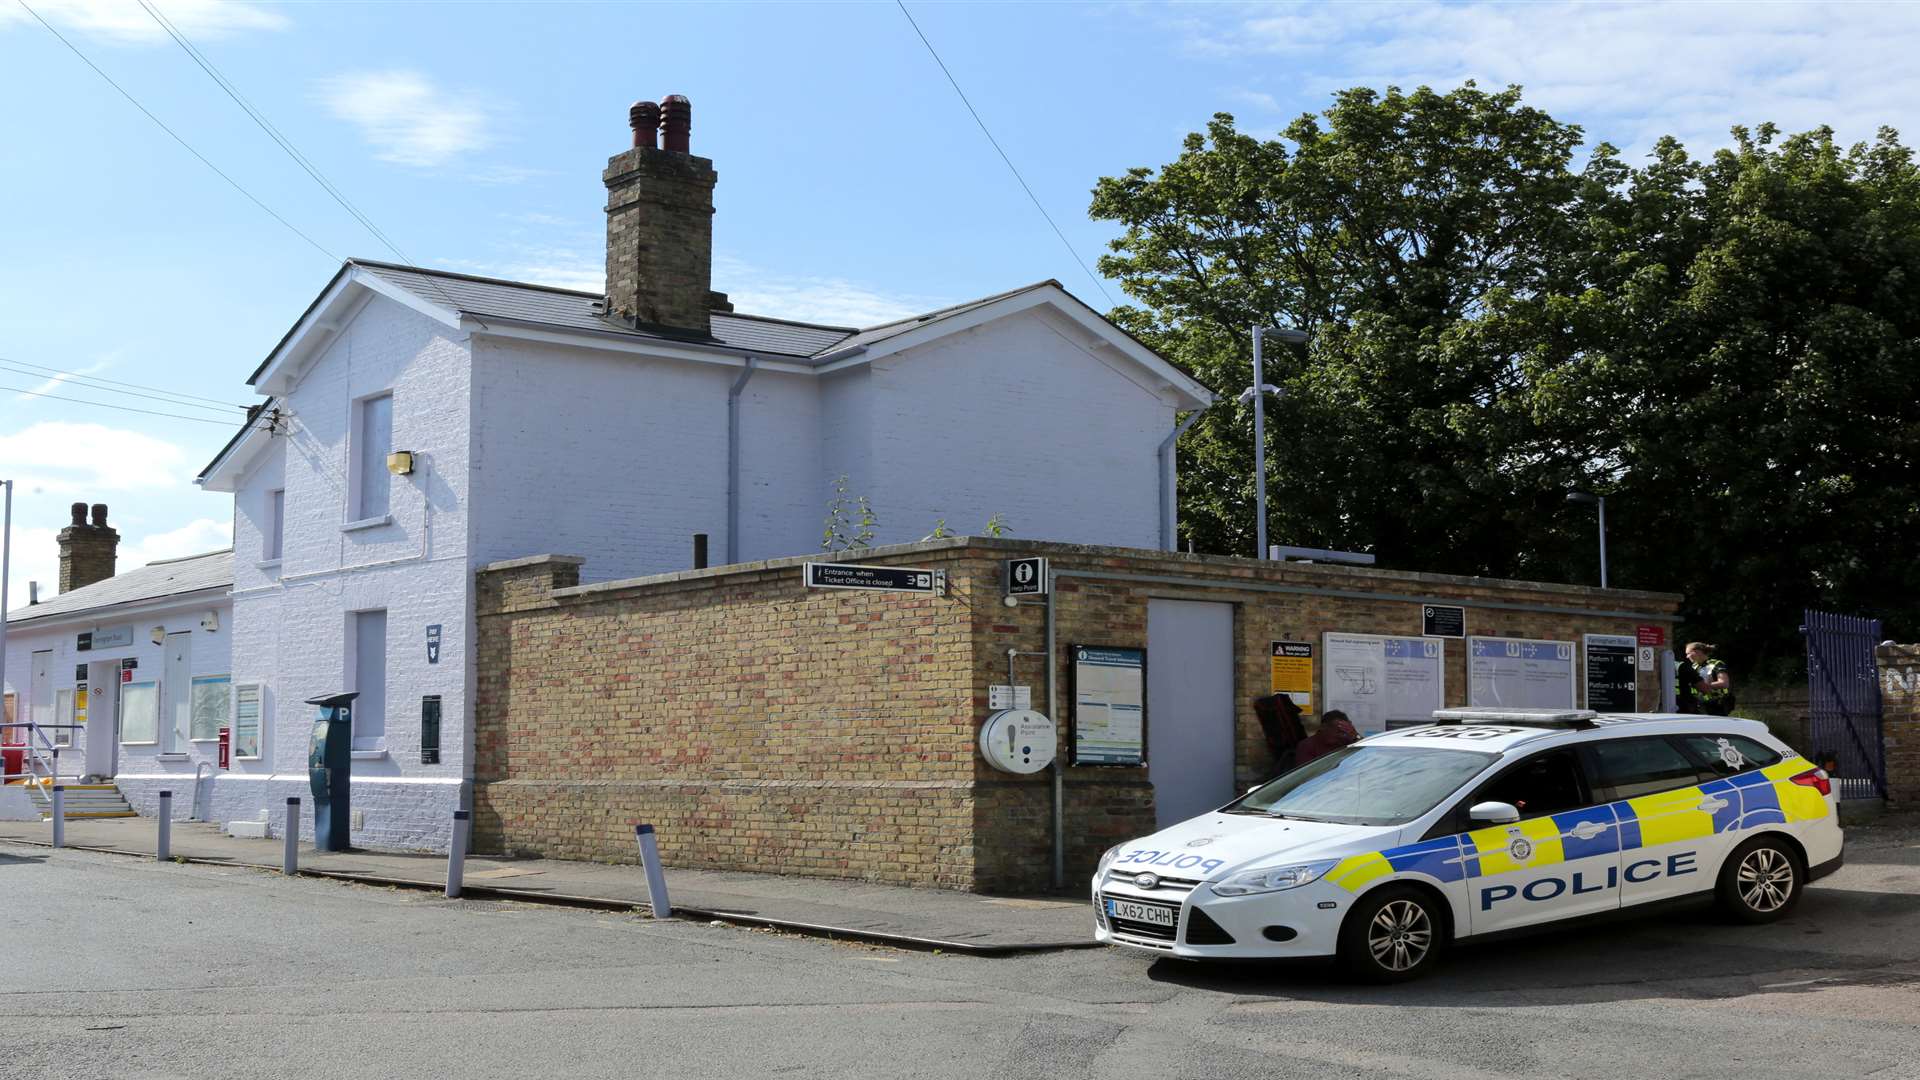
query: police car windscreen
[{"left": 1229, "top": 747, "right": 1495, "bottom": 826}]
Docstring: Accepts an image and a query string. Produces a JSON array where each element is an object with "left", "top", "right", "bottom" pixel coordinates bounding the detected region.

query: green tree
[
  {"left": 1091, "top": 83, "right": 1588, "bottom": 574},
  {"left": 1524, "top": 125, "right": 1920, "bottom": 672},
  {"left": 1094, "top": 86, "right": 1920, "bottom": 671}
]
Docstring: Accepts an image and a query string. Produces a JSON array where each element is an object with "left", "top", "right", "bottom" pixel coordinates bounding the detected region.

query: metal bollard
[
  {"left": 446, "top": 809, "right": 470, "bottom": 899},
  {"left": 51, "top": 785, "right": 64, "bottom": 848},
  {"left": 283, "top": 797, "right": 300, "bottom": 875},
  {"left": 634, "top": 823, "right": 672, "bottom": 919},
  {"left": 157, "top": 790, "right": 172, "bottom": 861}
]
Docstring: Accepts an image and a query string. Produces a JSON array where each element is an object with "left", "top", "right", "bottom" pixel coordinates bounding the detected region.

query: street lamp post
[
  {"left": 1249, "top": 325, "right": 1307, "bottom": 559},
  {"left": 1567, "top": 491, "right": 1608, "bottom": 588}
]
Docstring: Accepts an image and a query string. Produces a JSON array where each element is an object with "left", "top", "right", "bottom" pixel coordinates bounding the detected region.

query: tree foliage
[{"left": 1092, "top": 84, "right": 1920, "bottom": 674}]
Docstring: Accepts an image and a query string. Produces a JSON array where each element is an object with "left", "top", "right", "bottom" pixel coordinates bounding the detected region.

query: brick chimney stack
[
  {"left": 57, "top": 502, "right": 118, "bottom": 593},
  {"left": 603, "top": 94, "right": 729, "bottom": 334}
]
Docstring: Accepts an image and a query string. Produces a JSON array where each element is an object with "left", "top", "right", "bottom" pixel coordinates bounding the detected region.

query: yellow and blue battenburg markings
[{"left": 1325, "top": 757, "right": 1827, "bottom": 892}]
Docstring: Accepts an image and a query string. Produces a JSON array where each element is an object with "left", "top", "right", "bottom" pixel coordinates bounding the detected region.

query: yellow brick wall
[{"left": 475, "top": 541, "right": 1681, "bottom": 893}]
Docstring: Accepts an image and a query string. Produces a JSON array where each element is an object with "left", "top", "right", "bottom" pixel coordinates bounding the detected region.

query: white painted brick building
[{"left": 184, "top": 95, "right": 1212, "bottom": 851}]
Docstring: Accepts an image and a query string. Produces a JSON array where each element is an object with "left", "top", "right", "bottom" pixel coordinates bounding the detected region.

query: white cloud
[
  {"left": 0, "top": 0, "right": 287, "bottom": 42},
  {"left": 317, "top": 70, "right": 494, "bottom": 168},
  {"left": 121, "top": 517, "right": 231, "bottom": 567},
  {"left": 0, "top": 422, "right": 196, "bottom": 494},
  {"left": 714, "top": 256, "right": 946, "bottom": 327},
  {"left": 1172, "top": 2, "right": 1920, "bottom": 156}
]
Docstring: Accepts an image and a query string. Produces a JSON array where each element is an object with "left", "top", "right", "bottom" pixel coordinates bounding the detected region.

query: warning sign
[{"left": 1270, "top": 641, "right": 1314, "bottom": 713}]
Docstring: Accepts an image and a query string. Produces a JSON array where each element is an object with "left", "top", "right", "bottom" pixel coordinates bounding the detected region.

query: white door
[
  {"left": 84, "top": 664, "right": 118, "bottom": 777},
  {"left": 29, "top": 651, "right": 52, "bottom": 745},
  {"left": 1146, "top": 599, "right": 1236, "bottom": 828},
  {"left": 163, "top": 632, "right": 192, "bottom": 754}
]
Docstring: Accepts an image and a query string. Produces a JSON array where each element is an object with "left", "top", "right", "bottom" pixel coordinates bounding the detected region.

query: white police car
[{"left": 1093, "top": 709, "right": 1843, "bottom": 981}]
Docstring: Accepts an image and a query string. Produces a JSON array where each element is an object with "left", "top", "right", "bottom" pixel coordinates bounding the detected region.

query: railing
[{"left": 0, "top": 720, "right": 85, "bottom": 786}]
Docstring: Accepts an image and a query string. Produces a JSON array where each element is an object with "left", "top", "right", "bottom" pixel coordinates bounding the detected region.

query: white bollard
[
  {"left": 50, "top": 785, "right": 64, "bottom": 848},
  {"left": 157, "top": 790, "right": 172, "bottom": 861},
  {"left": 446, "top": 809, "right": 470, "bottom": 899},
  {"left": 283, "top": 797, "right": 299, "bottom": 875},
  {"left": 634, "top": 823, "right": 672, "bottom": 919}
]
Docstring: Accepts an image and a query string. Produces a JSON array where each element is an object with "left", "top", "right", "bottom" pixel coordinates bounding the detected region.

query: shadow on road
[{"left": 1143, "top": 888, "right": 1920, "bottom": 1005}]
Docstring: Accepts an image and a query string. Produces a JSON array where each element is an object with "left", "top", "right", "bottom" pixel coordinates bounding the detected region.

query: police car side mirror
[{"left": 1469, "top": 801, "right": 1521, "bottom": 825}]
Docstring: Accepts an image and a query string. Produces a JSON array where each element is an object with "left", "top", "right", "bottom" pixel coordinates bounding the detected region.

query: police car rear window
[
  {"left": 1228, "top": 746, "right": 1494, "bottom": 826},
  {"left": 1584, "top": 736, "right": 1705, "bottom": 801},
  {"left": 1675, "top": 733, "right": 1781, "bottom": 776}
]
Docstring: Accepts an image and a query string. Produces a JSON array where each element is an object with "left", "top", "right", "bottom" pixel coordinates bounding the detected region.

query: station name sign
[{"left": 804, "top": 561, "right": 944, "bottom": 594}]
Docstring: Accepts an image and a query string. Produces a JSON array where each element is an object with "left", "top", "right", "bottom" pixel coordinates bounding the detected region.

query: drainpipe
[
  {"left": 726, "top": 357, "right": 757, "bottom": 564},
  {"left": 1158, "top": 410, "right": 1207, "bottom": 551},
  {"left": 1045, "top": 568, "right": 1062, "bottom": 890}
]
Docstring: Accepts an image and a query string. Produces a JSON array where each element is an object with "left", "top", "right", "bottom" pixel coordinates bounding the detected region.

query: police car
[{"left": 1093, "top": 709, "right": 1843, "bottom": 982}]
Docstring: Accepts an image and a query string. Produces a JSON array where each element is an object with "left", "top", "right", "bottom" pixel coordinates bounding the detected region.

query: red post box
[{"left": 218, "top": 726, "right": 231, "bottom": 770}]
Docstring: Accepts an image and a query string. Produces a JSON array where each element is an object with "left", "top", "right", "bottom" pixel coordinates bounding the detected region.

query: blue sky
[{"left": 3, "top": 0, "right": 1916, "bottom": 605}]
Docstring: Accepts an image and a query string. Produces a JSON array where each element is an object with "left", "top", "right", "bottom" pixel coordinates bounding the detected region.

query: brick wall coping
[
  {"left": 1878, "top": 643, "right": 1920, "bottom": 659},
  {"left": 479, "top": 536, "right": 1681, "bottom": 617}
]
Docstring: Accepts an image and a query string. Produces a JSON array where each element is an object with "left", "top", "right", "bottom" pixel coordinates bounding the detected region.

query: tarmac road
[{"left": 5, "top": 821, "right": 1920, "bottom": 1080}]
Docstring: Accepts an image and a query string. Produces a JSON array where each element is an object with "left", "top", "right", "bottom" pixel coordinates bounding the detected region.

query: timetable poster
[{"left": 1071, "top": 646, "right": 1146, "bottom": 765}]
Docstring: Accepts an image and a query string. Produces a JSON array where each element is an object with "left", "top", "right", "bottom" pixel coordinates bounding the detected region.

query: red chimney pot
[
  {"left": 629, "top": 101, "right": 661, "bottom": 149},
  {"left": 660, "top": 95, "right": 691, "bottom": 153}
]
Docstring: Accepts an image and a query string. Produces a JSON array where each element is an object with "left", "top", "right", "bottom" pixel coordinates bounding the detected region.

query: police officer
[{"left": 1686, "top": 642, "right": 1734, "bottom": 716}]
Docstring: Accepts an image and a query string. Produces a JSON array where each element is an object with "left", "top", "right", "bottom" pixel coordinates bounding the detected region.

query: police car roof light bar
[{"left": 1430, "top": 707, "right": 1599, "bottom": 729}]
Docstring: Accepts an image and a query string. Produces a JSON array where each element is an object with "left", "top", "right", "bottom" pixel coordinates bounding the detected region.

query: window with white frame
[
  {"left": 231, "top": 682, "right": 263, "bottom": 759},
  {"left": 265, "top": 489, "right": 285, "bottom": 561},
  {"left": 190, "top": 675, "right": 231, "bottom": 741},
  {"left": 351, "top": 610, "right": 387, "bottom": 750},
  {"left": 121, "top": 681, "right": 159, "bottom": 745},
  {"left": 354, "top": 393, "right": 393, "bottom": 520}
]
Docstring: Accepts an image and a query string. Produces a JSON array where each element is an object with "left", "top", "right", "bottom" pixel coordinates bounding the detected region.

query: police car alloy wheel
[
  {"left": 1716, "top": 835, "right": 1803, "bottom": 924},
  {"left": 1340, "top": 886, "right": 1444, "bottom": 983}
]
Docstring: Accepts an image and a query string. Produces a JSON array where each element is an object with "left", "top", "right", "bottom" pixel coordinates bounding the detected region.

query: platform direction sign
[{"left": 804, "top": 561, "right": 943, "bottom": 594}]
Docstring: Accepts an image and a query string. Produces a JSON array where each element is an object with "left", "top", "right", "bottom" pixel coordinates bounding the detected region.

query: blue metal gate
[{"left": 1803, "top": 609, "right": 1887, "bottom": 800}]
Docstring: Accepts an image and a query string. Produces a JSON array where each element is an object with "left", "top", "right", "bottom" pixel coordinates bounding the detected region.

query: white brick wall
[
  {"left": 227, "top": 296, "right": 475, "bottom": 850},
  {"left": 859, "top": 308, "right": 1171, "bottom": 549}
]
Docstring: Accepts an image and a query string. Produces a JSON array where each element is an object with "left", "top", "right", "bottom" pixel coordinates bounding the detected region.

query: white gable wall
[
  {"left": 220, "top": 294, "right": 474, "bottom": 849},
  {"left": 858, "top": 308, "right": 1173, "bottom": 549}
]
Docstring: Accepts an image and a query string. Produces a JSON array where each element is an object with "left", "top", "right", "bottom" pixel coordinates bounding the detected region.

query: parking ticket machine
[{"left": 306, "top": 692, "right": 358, "bottom": 851}]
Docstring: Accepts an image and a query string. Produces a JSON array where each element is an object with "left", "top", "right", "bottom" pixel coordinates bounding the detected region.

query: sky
[{"left": 2, "top": 0, "right": 1917, "bottom": 608}]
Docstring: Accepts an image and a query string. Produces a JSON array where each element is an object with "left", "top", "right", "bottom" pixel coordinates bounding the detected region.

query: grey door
[{"left": 1146, "top": 599, "right": 1236, "bottom": 828}]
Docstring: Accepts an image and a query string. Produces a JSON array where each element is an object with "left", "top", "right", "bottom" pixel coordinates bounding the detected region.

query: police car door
[
  {"left": 1455, "top": 747, "right": 1624, "bottom": 935},
  {"left": 1580, "top": 735, "right": 1720, "bottom": 909}
]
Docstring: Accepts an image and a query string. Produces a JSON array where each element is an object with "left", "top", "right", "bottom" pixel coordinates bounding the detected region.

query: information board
[
  {"left": 1321, "top": 632, "right": 1446, "bottom": 735},
  {"left": 1269, "top": 642, "right": 1314, "bottom": 713},
  {"left": 1584, "top": 634, "right": 1638, "bottom": 712},
  {"left": 1071, "top": 646, "right": 1146, "bottom": 765},
  {"left": 1468, "top": 636, "right": 1577, "bottom": 709}
]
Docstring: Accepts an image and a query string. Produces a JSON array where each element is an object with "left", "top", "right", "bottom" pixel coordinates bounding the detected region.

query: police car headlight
[
  {"left": 1096, "top": 844, "right": 1123, "bottom": 875},
  {"left": 1209, "top": 859, "right": 1339, "bottom": 897}
]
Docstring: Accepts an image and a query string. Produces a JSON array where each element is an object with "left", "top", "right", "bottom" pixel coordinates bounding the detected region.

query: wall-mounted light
[
  {"left": 386, "top": 450, "right": 415, "bottom": 476},
  {"left": 201, "top": 610, "right": 220, "bottom": 632},
  {"left": 150, "top": 625, "right": 167, "bottom": 646}
]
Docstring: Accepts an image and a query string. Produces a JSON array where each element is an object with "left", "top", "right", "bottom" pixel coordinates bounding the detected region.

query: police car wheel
[
  {"left": 1339, "top": 887, "right": 1444, "bottom": 983},
  {"left": 1716, "top": 835, "right": 1803, "bottom": 924}
]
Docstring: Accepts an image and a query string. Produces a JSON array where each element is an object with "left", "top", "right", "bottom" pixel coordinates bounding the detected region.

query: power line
[
  {"left": 135, "top": 0, "right": 488, "bottom": 330},
  {"left": 0, "top": 358, "right": 246, "bottom": 413},
  {"left": 893, "top": 0, "right": 1117, "bottom": 308},
  {"left": 137, "top": 0, "right": 415, "bottom": 268},
  {"left": 15, "top": 0, "right": 337, "bottom": 263},
  {"left": 0, "top": 383, "right": 253, "bottom": 427}
]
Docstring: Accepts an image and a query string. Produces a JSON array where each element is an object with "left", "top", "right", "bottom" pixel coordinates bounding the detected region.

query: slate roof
[
  {"left": 6, "top": 550, "right": 233, "bottom": 626},
  {"left": 348, "top": 261, "right": 1061, "bottom": 364}
]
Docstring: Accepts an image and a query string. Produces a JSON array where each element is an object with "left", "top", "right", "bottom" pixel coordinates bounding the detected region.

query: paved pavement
[
  {"left": 4, "top": 816, "right": 1920, "bottom": 1079},
  {"left": 0, "top": 816, "right": 1091, "bottom": 952}
]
